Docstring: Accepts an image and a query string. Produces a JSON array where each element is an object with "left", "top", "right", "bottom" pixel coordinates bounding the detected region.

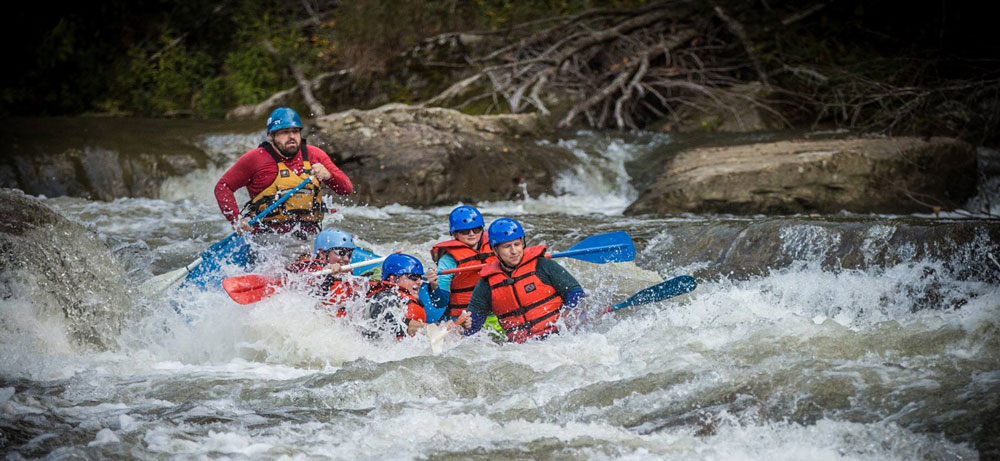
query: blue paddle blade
[
  {"left": 610, "top": 275, "right": 697, "bottom": 312},
  {"left": 553, "top": 231, "right": 635, "bottom": 263},
  {"left": 183, "top": 234, "right": 252, "bottom": 289},
  {"left": 350, "top": 248, "right": 382, "bottom": 276}
]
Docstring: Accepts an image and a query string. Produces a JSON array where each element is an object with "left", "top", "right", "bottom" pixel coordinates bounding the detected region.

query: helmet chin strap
[{"left": 269, "top": 139, "right": 297, "bottom": 158}]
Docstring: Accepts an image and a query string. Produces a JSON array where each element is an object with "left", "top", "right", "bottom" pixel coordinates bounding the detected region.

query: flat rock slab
[{"left": 625, "top": 136, "right": 977, "bottom": 215}]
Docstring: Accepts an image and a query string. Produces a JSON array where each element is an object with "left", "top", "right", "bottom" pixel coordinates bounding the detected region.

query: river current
[{"left": 1, "top": 129, "right": 998, "bottom": 459}]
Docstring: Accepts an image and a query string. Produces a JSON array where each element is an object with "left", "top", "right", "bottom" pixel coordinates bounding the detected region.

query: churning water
[{"left": 1, "top": 130, "right": 998, "bottom": 459}]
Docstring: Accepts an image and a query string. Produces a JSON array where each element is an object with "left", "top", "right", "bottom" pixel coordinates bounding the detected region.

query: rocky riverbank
[{"left": 0, "top": 107, "right": 990, "bottom": 216}]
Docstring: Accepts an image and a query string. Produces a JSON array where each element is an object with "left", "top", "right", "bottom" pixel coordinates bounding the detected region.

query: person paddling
[
  {"left": 214, "top": 107, "right": 353, "bottom": 254},
  {"left": 465, "top": 218, "right": 585, "bottom": 343},
  {"left": 287, "top": 228, "right": 367, "bottom": 316},
  {"left": 429, "top": 205, "right": 497, "bottom": 321},
  {"left": 365, "top": 254, "right": 470, "bottom": 340}
]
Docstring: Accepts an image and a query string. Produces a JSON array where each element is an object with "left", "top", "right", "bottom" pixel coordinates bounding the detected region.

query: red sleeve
[
  {"left": 405, "top": 302, "right": 427, "bottom": 323},
  {"left": 214, "top": 151, "right": 258, "bottom": 226},
  {"left": 308, "top": 146, "right": 353, "bottom": 195}
]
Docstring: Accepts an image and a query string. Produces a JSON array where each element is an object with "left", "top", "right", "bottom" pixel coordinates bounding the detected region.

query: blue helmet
[
  {"left": 448, "top": 205, "right": 485, "bottom": 234},
  {"left": 381, "top": 254, "right": 425, "bottom": 281},
  {"left": 266, "top": 107, "right": 303, "bottom": 134},
  {"left": 488, "top": 218, "right": 525, "bottom": 245},
  {"left": 314, "top": 228, "right": 356, "bottom": 254}
]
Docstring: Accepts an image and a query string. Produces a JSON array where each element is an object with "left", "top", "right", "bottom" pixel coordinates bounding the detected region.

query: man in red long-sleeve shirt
[{"left": 214, "top": 107, "right": 353, "bottom": 244}]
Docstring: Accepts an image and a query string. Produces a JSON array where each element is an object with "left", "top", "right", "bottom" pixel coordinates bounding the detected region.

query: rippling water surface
[{"left": 1, "top": 131, "right": 998, "bottom": 459}]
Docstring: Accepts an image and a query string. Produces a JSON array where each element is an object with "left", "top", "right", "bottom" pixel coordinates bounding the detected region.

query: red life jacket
[
  {"left": 286, "top": 259, "right": 354, "bottom": 317},
  {"left": 482, "top": 245, "right": 563, "bottom": 343},
  {"left": 431, "top": 233, "right": 495, "bottom": 318},
  {"left": 326, "top": 280, "right": 364, "bottom": 317},
  {"left": 366, "top": 281, "right": 427, "bottom": 323},
  {"left": 285, "top": 259, "right": 326, "bottom": 273}
]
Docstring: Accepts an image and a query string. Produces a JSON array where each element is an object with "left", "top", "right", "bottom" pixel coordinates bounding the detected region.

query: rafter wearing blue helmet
[
  {"left": 365, "top": 254, "right": 429, "bottom": 339},
  {"left": 214, "top": 106, "right": 354, "bottom": 243},
  {"left": 285, "top": 228, "right": 364, "bottom": 317},
  {"left": 365, "top": 254, "right": 471, "bottom": 340},
  {"left": 464, "top": 217, "right": 585, "bottom": 343},
  {"left": 430, "top": 205, "right": 497, "bottom": 321}
]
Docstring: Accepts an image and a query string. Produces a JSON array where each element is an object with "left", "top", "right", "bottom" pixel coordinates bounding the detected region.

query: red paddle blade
[{"left": 222, "top": 274, "right": 284, "bottom": 305}]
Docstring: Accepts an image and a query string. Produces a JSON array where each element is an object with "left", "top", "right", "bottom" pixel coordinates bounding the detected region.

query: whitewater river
[{"left": 1, "top": 130, "right": 998, "bottom": 459}]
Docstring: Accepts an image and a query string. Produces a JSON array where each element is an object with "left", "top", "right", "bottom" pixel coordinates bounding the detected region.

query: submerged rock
[
  {"left": 639, "top": 216, "right": 1000, "bottom": 286},
  {"left": 625, "top": 136, "right": 978, "bottom": 215},
  {"left": 0, "top": 189, "right": 130, "bottom": 349},
  {"left": 310, "top": 104, "right": 576, "bottom": 206}
]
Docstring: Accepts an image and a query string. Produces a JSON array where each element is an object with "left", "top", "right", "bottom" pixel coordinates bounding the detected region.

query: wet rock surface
[
  {"left": 0, "top": 189, "right": 130, "bottom": 349},
  {"left": 626, "top": 136, "right": 978, "bottom": 215},
  {"left": 1, "top": 118, "right": 228, "bottom": 201},
  {"left": 310, "top": 104, "right": 576, "bottom": 206},
  {"left": 640, "top": 216, "right": 1000, "bottom": 287}
]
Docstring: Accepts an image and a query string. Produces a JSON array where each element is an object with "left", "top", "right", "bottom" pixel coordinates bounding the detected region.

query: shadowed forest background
[{"left": 5, "top": 0, "right": 999, "bottom": 143}]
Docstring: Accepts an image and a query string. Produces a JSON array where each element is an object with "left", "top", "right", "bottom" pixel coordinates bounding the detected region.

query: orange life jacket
[
  {"left": 431, "top": 233, "right": 495, "bottom": 318},
  {"left": 482, "top": 245, "right": 563, "bottom": 343},
  {"left": 246, "top": 143, "right": 324, "bottom": 225}
]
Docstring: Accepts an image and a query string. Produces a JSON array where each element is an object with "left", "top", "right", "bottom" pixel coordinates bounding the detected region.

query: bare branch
[
  {"left": 781, "top": 3, "right": 826, "bottom": 26},
  {"left": 710, "top": 2, "right": 770, "bottom": 88}
]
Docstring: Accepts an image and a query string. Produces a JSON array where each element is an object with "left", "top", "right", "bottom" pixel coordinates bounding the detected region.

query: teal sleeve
[{"left": 436, "top": 254, "right": 457, "bottom": 292}]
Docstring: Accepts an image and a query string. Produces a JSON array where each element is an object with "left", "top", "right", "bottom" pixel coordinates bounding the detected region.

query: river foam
[{"left": 2, "top": 129, "right": 997, "bottom": 458}]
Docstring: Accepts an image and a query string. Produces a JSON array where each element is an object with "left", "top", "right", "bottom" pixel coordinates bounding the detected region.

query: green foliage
[
  {"left": 6, "top": 0, "right": 995, "bottom": 134},
  {"left": 122, "top": 31, "right": 215, "bottom": 115},
  {"left": 194, "top": 76, "right": 230, "bottom": 119},
  {"left": 223, "top": 48, "right": 282, "bottom": 105}
]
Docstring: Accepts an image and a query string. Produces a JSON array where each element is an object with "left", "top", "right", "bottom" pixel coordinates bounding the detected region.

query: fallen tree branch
[
  {"left": 782, "top": 2, "right": 826, "bottom": 26},
  {"left": 711, "top": 2, "right": 770, "bottom": 88},
  {"left": 262, "top": 40, "right": 326, "bottom": 117}
]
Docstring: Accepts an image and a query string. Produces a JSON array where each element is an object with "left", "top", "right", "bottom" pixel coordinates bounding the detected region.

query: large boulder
[
  {"left": 625, "top": 136, "right": 978, "bottom": 215},
  {"left": 310, "top": 104, "right": 576, "bottom": 206},
  {"left": 1, "top": 118, "right": 215, "bottom": 201},
  {"left": 0, "top": 189, "right": 130, "bottom": 349}
]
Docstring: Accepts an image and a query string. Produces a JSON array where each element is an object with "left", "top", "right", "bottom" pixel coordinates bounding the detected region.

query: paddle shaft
[
  {"left": 138, "top": 176, "right": 316, "bottom": 295},
  {"left": 212, "top": 176, "right": 317, "bottom": 250},
  {"left": 438, "top": 243, "right": 629, "bottom": 275},
  {"left": 303, "top": 256, "right": 389, "bottom": 277}
]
